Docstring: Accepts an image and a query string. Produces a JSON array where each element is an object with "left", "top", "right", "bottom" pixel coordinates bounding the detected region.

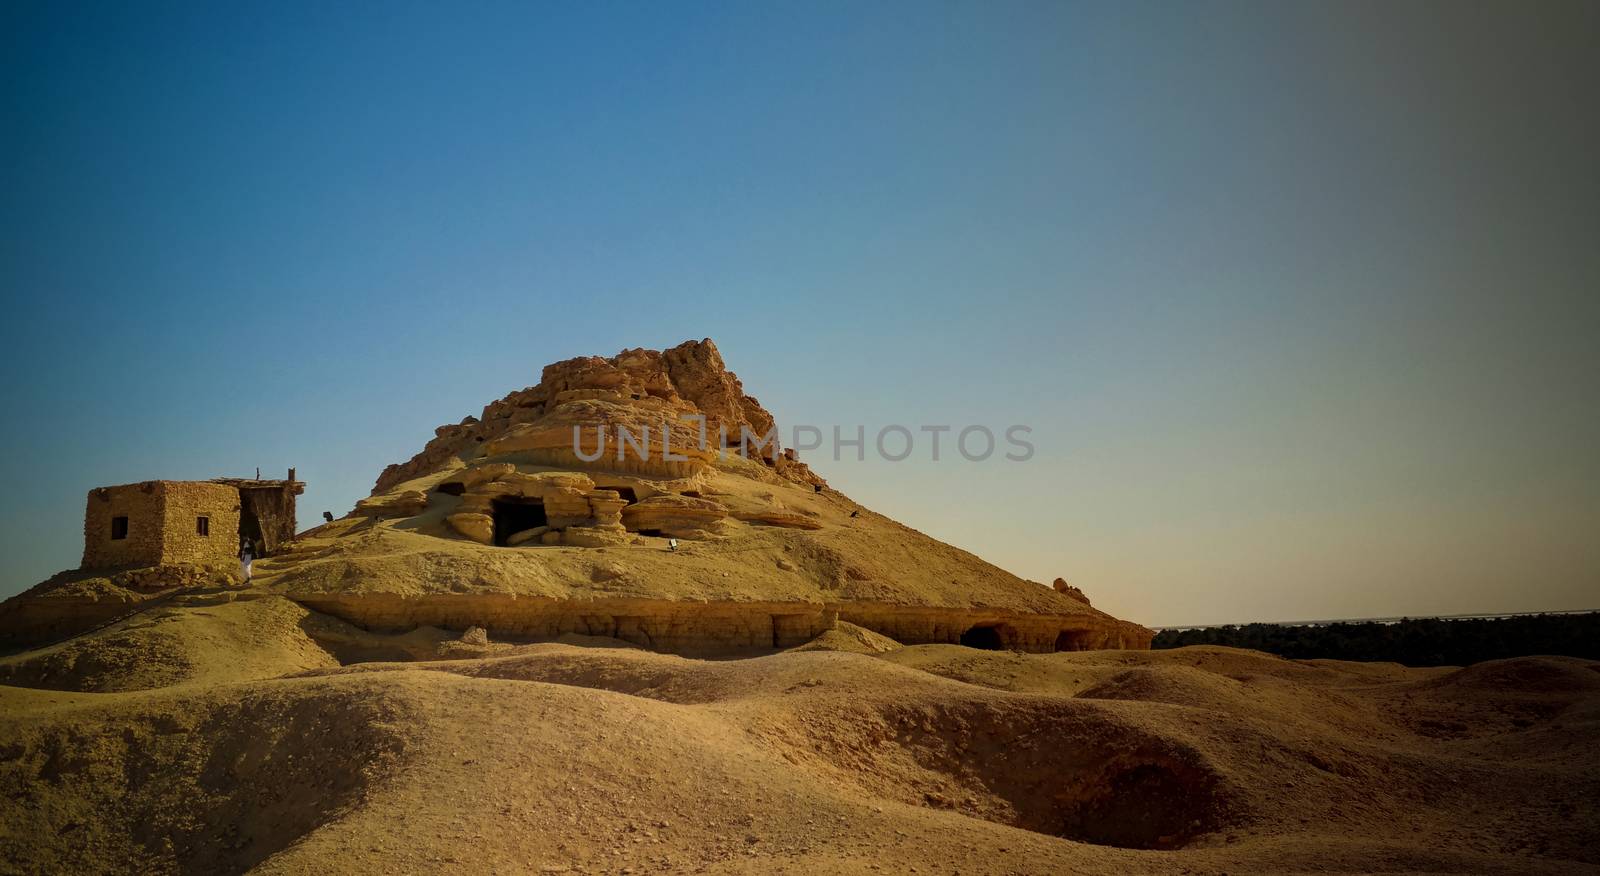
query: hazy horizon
[{"left": 2, "top": 1, "right": 1596, "bottom": 627}]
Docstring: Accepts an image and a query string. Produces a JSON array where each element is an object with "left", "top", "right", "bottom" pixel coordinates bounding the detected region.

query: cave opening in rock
[
  {"left": 600, "top": 486, "right": 638, "bottom": 504},
  {"left": 636, "top": 528, "right": 664, "bottom": 537},
  {"left": 491, "top": 497, "right": 547, "bottom": 546},
  {"left": 1055, "top": 629, "right": 1092, "bottom": 652},
  {"left": 436, "top": 482, "right": 466, "bottom": 497},
  {"left": 960, "top": 625, "right": 1006, "bottom": 650}
]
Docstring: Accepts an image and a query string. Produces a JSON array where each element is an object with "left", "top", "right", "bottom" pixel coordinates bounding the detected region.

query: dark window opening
[
  {"left": 1055, "top": 630, "right": 1091, "bottom": 652},
  {"left": 111, "top": 516, "right": 129, "bottom": 540},
  {"left": 960, "top": 625, "right": 1005, "bottom": 651},
  {"left": 681, "top": 490, "right": 702, "bottom": 498},
  {"left": 436, "top": 482, "right": 466, "bottom": 497},
  {"left": 196, "top": 516, "right": 210, "bottom": 536},
  {"left": 600, "top": 486, "right": 638, "bottom": 504},
  {"left": 491, "top": 497, "right": 547, "bottom": 546},
  {"left": 813, "top": 484, "right": 824, "bottom": 493},
  {"left": 637, "top": 528, "right": 664, "bottom": 537}
]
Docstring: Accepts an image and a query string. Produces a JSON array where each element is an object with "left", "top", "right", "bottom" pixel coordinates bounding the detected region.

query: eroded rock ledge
[{"left": 289, "top": 593, "right": 1153, "bottom": 656}]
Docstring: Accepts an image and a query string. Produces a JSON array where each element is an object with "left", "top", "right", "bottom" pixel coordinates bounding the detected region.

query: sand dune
[{"left": 1, "top": 596, "right": 1595, "bottom": 874}]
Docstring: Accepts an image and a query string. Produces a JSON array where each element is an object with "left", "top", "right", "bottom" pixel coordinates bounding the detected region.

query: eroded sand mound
[
  {"left": 2, "top": 604, "right": 1597, "bottom": 875},
  {"left": 0, "top": 676, "right": 411, "bottom": 874},
  {"left": 0, "top": 596, "right": 341, "bottom": 692},
  {"left": 788, "top": 620, "right": 903, "bottom": 654}
]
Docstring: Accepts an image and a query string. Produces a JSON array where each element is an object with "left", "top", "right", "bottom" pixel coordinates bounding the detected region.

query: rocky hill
[{"left": 264, "top": 339, "right": 1150, "bottom": 655}]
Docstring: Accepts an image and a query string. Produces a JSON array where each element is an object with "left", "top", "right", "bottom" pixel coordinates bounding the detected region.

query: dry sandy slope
[
  {"left": 272, "top": 458, "right": 1118, "bottom": 619},
  {"left": 1, "top": 600, "right": 1596, "bottom": 875},
  {"left": 0, "top": 596, "right": 338, "bottom": 692}
]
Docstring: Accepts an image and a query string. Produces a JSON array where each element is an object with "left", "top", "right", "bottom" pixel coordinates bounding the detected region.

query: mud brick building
[{"left": 81, "top": 471, "right": 304, "bottom": 570}]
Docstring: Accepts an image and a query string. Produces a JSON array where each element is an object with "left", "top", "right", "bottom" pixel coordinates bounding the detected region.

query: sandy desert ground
[{"left": 1, "top": 592, "right": 1596, "bottom": 875}]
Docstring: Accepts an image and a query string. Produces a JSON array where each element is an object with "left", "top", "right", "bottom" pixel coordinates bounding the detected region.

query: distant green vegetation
[{"left": 1152, "top": 613, "right": 1600, "bottom": 666}]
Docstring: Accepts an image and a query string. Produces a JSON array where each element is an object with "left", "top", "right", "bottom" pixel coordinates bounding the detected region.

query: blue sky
[{"left": 2, "top": 1, "right": 1596, "bottom": 624}]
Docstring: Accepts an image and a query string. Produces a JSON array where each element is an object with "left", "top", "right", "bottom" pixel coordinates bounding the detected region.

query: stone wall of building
[
  {"left": 82, "top": 482, "right": 165, "bottom": 569},
  {"left": 158, "top": 482, "right": 241, "bottom": 566},
  {"left": 81, "top": 481, "right": 241, "bottom": 570}
]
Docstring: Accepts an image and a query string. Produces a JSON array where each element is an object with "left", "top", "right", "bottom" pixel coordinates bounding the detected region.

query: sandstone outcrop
[
  {"left": 620, "top": 495, "right": 731, "bottom": 540},
  {"left": 1053, "top": 577, "right": 1091, "bottom": 605},
  {"left": 354, "top": 490, "right": 428, "bottom": 518}
]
